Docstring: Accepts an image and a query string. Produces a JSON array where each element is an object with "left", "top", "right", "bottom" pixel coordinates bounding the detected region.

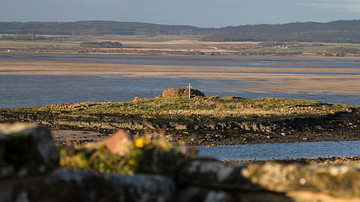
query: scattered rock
[
  {"left": 207, "top": 96, "right": 220, "bottom": 100},
  {"left": 222, "top": 96, "right": 243, "bottom": 100},
  {"left": 105, "top": 130, "right": 132, "bottom": 156},
  {"left": 252, "top": 123, "right": 259, "bottom": 131},
  {"left": 172, "top": 122, "right": 189, "bottom": 130},
  {"left": 204, "top": 190, "right": 233, "bottom": 202}
]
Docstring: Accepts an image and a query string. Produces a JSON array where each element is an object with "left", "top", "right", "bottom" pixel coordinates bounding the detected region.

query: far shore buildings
[{"left": 276, "top": 44, "right": 297, "bottom": 49}]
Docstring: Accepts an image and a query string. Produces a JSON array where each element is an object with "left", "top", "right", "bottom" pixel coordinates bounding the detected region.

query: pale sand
[
  {"left": 1, "top": 61, "right": 360, "bottom": 94},
  {"left": 52, "top": 129, "right": 109, "bottom": 143}
]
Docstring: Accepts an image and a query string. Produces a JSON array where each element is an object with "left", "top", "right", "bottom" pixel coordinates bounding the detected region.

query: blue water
[
  {"left": 197, "top": 141, "right": 360, "bottom": 160},
  {"left": 1, "top": 53, "right": 359, "bottom": 159},
  {"left": 0, "top": 53, "right": 359, "bottom": 108},
  {"left": 1, "top": 75, "right": 359, "bottom": 108}
]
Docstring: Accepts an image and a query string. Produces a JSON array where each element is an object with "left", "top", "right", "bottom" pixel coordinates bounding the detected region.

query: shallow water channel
[{"left": 196, "top": 141, "right": 360, "bottom": 160}]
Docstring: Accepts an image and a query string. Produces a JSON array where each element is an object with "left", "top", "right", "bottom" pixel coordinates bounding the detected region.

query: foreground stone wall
[
  {"left": 0, "top": 123, "right": 59, "bottom": 178},
  {"left": 2, "top": 123, "right": 360, "bottom": 202},
  {"left": 14, "top": 171, "right": 175, "bottom": 202}
]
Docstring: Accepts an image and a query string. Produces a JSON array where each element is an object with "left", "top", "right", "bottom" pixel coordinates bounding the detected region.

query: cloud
[{"left": 301, "top": 0, "right": 360, "bottom": 12}]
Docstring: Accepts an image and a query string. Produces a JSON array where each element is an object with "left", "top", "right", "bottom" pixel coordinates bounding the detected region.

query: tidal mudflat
[{"left": 1, "top": 60, "right": 360, "bottom": 95}]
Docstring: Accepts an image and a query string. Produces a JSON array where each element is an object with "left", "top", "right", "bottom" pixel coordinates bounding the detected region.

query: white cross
[{"left": 187, "top": 83, "right": 193, "bottom": 99}]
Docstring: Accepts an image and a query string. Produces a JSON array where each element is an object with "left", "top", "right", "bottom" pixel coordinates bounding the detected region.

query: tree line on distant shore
[
  {"left": 324, "top": 47, "right": 360, "bottom": 57},
  {"left": 80, "top": 41, "right": 123, "bottom": 48},
  {"left": 0, "top": 33, "right": 60, "bottom": 41},
  {"left": 2, "top": 20, "right": 360, "bottom": 43}
]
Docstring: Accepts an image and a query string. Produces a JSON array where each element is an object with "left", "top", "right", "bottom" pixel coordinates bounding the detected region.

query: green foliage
[
  {"left": 60, "top": 145, "right": 133, "bottom": 174},
  {"left": 80, "top": 41, "right": 123, "bottom": 48},
  {"left": 59, "top": 139, "right": 195, "bottom": 176},
  {"left": 325, "top": 47, "right": 360, "bottom": 56}
]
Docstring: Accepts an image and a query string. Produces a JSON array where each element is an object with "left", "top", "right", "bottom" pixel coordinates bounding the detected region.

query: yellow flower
[
  {"left": 135, "top": 138, "right": 150, "bottom": 148},
  {"left": 128, "top": 159, "right": 136, "bottom": 166}
]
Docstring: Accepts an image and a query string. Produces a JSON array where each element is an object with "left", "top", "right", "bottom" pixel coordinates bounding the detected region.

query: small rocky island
[
  {"left": 0, "top": 88, "right": 360, "bottom": 145},
  {"left": 0, "top": 88, "right": 359, "bottom": 146}
]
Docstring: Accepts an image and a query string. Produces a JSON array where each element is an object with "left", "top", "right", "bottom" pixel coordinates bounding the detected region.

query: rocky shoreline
[{"left": 1, "top": 106, "right": 359, "bottom": 146}]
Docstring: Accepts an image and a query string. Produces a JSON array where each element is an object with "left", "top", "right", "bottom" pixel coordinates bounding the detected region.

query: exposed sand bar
[{"left": 1, "top": 61, "right": 360, "bottom": 94}]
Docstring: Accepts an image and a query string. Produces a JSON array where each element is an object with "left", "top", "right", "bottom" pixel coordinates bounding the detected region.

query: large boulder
[
  {"left": 13, "top": 170, "right": 176, "bottom": 202},
  {"left": 0, "top": 123, "right": 59, "bottom": 178},
  {"left": 177, "top": 159, "right": 263, "bottom": 191},
  {"left": 162, "top": 88, "right": 205, "bottom": 98}
]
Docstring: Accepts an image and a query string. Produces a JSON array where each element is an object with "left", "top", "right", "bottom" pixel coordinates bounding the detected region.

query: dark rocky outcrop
[
  {"left": 1, "top": 108, "right": 360, "bottom": 146},
  {"left": 3, "top": 123, "right": 360, "bottom": 202},
  {"left": 4, "top": 109, "right": 360, "bottom": 147}
]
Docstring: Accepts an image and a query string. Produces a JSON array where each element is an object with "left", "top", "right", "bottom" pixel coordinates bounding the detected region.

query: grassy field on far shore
[{"left": 2, "top": 34, "right": 360, "bottom": 57}]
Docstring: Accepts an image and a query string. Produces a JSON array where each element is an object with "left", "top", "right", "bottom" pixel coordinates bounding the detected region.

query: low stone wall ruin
[{"left": 2, "top": 123, "right": 360, "bottom": 202}]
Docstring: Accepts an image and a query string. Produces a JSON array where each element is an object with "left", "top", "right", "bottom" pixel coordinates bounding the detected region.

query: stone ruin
[
  {"left": 2, "top": 123, "right": 360, "bottom": 202},
  {"left": 162, "top": 88, "right": 205, "bottom": 98}
]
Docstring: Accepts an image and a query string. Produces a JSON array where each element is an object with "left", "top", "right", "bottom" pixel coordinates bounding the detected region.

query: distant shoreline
[{"left": 1, "top": 49, "right": 360, "bottom": 58}]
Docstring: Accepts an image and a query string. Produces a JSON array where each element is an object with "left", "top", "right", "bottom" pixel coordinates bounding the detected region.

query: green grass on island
[{"left": 11, "top": 93, "right": 355, "bottom": 121}]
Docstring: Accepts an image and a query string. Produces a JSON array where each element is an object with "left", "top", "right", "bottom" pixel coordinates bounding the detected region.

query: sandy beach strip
[{"left": 0, "top": 61, "right": 359, "bottom": 94}]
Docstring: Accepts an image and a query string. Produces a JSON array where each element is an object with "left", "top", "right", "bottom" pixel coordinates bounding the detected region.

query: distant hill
[
  {"left": 2, "top": 20, "right": 360, "bottom": 43},
  {"left": 0, "top": 21, "right": 203, "bottom": 35},
  {"left": 204, "top": 20, "right": 360, "bottom": 43}
]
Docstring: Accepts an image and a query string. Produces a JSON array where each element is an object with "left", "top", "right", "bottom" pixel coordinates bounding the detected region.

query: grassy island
[
  {"left": 0, "top": 89, "right": 359, "bottom": 146},
  {"left": 12, "top": 96, "right": 353, "bottom": 120}
]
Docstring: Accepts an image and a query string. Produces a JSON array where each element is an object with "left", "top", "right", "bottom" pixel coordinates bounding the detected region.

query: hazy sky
[{"left": 1, "top": 0, "right": 360, "bottom": 27}]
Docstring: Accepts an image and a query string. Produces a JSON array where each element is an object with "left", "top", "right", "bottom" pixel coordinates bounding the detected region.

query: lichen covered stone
[
  {"left": 177, "top": 159, "right": 263, "bottom": 191},
  {"left": 0, "top": 123, "right": 59, "bottom": 178},
  {"left": 244, "top": 162, "right": 360, "bottom": 199}
]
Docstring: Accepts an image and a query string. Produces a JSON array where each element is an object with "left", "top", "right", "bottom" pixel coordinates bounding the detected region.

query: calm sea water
[
  {"left": 1, "top": 53, "right": 360, "bottom": 159},
  {"left": 197, "top": 141, "right": 360, "bottom": 160},
  {"left": 0, "top": 53, "right": 359, "bottom": 108}
]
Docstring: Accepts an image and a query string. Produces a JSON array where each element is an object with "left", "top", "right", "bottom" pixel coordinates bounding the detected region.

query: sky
[{"left": 1, "top": 0, "right": 360, "bottom": 27}]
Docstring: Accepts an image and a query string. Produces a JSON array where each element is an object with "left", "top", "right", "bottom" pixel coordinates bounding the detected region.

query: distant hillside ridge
[
  {"left": 0, "top": 21, "right": 204, "bottom": 35},
  {"left": 203, "top": 20, "right": 360, "bottom": 43},
  {"left": 2, "top": 20, "right": 360, "bottom": 43}
]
